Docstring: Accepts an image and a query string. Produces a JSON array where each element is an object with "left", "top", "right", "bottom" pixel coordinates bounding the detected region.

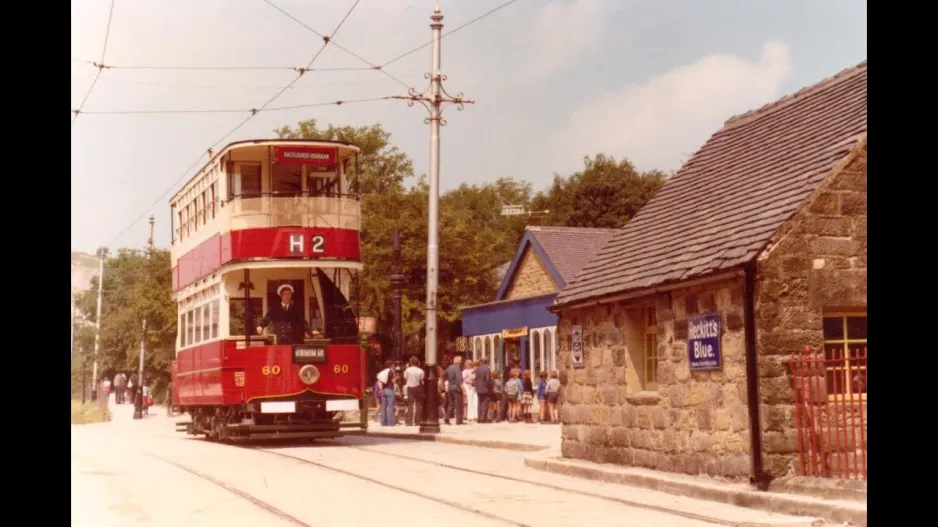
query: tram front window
[{"left": 271, "top": 164, "right": 302, "bottom": 197}]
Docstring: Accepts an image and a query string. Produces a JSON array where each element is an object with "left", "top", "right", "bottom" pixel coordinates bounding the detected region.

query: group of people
[
  {"left": 100, "top": 373, "right": 153, "bottom": 415},
  {"left": 371, "top": 355, "right": 561, "bottom": 427}
]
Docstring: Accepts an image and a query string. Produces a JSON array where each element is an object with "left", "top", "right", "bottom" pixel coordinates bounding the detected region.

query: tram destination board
[{"left": 294, "top": 345, "right": 326, "bottom": 364}]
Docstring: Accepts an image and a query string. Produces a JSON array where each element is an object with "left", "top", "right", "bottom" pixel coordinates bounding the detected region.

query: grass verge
[{"left": 71, "top": 399, "right": 109, "bottom": 424}]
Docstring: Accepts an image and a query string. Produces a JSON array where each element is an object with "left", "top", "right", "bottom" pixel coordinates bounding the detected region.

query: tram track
[{"left": 146, "top": 453, "right": 313, "bottom": 527}]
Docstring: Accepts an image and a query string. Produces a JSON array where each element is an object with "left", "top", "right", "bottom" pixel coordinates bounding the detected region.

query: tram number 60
[
  {"left": 312, "top": 235, "right": 325, "bottom": 253},
  {"left": 262, "top": 365, "right": 281, "bottom": 375},
  {"left": 333, "top": 364, "right": 349, "bottom": 374}
]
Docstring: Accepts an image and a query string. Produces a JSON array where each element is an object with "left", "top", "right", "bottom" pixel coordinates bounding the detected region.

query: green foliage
[
  {"left": 531, "top": 154, "right": 668, "bottom": 228},
  {"left": 74, "top": 248, "right": 175, "bottom": 392}
]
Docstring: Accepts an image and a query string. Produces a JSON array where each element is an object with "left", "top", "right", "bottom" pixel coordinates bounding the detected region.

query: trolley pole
[
  {"left": 70, "top": 294, "right": 76, "bottom": 359},
  {"left": 134, "top": 216, "right": 155, "bottom": 420},
  {"left": 91, "top": 246, "right": 108, "bottom": 402},
  {"left": 390, "top": 228, "right": 404, "bottom": 363},
  {"left": 391, "top": 3, "right": 474, "bottom": 434}
]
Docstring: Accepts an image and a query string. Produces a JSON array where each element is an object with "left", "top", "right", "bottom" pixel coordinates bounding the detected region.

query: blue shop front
[{"left": 460, "top": 226, "right": 618, "bottom": 377}]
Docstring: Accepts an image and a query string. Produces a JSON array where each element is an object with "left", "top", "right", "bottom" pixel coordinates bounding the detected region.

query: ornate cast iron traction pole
[{"left": 391, "top": 3, "right": 474, "bottom": 434}]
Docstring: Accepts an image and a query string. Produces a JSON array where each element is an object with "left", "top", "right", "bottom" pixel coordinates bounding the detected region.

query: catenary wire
[
  {"left": 79, "top": 96, "right": 388, "bottom": 115},
  {"left": 72, "top": 0, "right": 117, "bottom": 126},
  {"left": 264, "top": 0, "right": 412, "bottom": 90},
  {"left": 73, "top": 60, "right": 369, "bottom": 72},
  {"left": 96, "top": 74, "right": 427, "bottom": 91},
  {"left": 106, "top": 0, "right": 363, "bottom": 248},
  {"left": 381, "top": 0, "right": 521, "bottom": 68}
]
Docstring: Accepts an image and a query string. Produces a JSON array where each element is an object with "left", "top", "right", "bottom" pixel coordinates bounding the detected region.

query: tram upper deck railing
[{"left": 226, "top": 192, "right": 361, "bottom": 231}]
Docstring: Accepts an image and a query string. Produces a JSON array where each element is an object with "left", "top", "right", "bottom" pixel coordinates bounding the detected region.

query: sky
[{"left": 70, "top": 0, "right": 867, "bottom": 254}]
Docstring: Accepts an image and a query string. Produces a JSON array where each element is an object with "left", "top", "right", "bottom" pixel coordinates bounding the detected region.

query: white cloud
[
  {"left": 552, "top": 41, "right": 794, "bottom": 173},
  {"left": 521, "top": 0, "right": 606, "bottom": 80}
]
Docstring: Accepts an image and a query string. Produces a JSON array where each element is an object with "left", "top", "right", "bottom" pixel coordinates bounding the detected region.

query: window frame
[
  {"left": 643, "top": 306, "right": 658, "bottom": 391},
  {"left": 822, "top": 311, "right": 867, "bottom": 401},
  {"left": 228, "top": 297, "right": 264, "bottom": 337}
]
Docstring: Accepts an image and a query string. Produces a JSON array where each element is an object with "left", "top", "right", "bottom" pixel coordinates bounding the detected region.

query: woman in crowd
[
  {"left": 521, "top": 370, "right": 534, "bottom": 423},
  {"left": 463, "top": 360, "right": 478, "bottom": 423}
]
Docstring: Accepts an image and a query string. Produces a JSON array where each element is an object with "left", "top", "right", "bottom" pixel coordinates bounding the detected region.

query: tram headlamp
[{"left": 299, "top": 365, "right": 320, "bottom": 385}]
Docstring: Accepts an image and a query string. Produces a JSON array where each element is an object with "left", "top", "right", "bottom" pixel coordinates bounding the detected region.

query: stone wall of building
[
  {"left": 557, "top": 279, "right": 754, "bottom": 479},
  {"left": 754, "top": 143, "right": 867, "bottom": 479},
  {"left": 504, "top": 246, "right": 558, "bottom": 300}
]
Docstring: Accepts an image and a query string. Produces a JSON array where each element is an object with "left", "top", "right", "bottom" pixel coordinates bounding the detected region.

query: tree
[
  {"left": 74, "top": 248, "right": 176, "bottom": 396},
  {"left": 531, "top": 154, "right": 668, "bottom": 228}
]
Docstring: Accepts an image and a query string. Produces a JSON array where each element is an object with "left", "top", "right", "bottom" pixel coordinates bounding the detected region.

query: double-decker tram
[{"left": 170, "top": 139, "right": 368, "bottom": 441}]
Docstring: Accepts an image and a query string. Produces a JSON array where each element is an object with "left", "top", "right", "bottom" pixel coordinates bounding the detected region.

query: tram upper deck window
[
  {"left": 229, "top": 163, "right": 261, "bottom": 199},
  {"left": 307, "top": 165, "right": 339, "bottom": 197},
  {"left": 271, "top": 163, "right": 302, "bottom": 197}
]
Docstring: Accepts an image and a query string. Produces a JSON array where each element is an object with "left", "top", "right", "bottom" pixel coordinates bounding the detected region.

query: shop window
[
  {"left": 822, "top": 312, "right": 867, "bottom": 400},
  {"left": 532, "top": 330, "right": 542, "bottom": 376},
  {"left": 229, "top": 298, "right": 264, "bottom": 336},
  {"left": 643, "top": 307, "right": 658, "bottom": 390},
  {"left": 543, "top": 328, "right": 554, "bottom": 373}
]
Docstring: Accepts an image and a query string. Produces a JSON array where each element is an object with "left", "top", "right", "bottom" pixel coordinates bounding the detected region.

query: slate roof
[
  {"left": 526, "top": 226, "right": 620, "bottom": 285},
  {"left": 555, "top": 60, "right": 868, "bottom": 308}
]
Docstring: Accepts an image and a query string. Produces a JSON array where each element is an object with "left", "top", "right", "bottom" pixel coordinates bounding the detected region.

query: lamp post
[
  {"left": 392, "top": 2, "right": 474, "bottom": 435},
  {"left": 91, "top": 246, "right": 108, "bottom": 401}
]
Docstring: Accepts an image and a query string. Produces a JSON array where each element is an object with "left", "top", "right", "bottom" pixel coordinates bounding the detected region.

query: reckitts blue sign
[{"left": 688, "top": 313, "right": 722, "bottom": 370}]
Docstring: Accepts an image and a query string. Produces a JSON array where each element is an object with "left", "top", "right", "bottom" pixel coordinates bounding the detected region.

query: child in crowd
[
  {"left": 546, "top": 370, "right": 561, "bottom": 424},
  {"left": 504, "top": 369, "right": 522, "bottom": 422},
  {"left": 536, "top": 371, "right": 548, "bottom": 423},
  {"left": 490, "top": 370, "right": 502, "bottom": 422},
  {"left": 521, "top": 370, "right": 534, "bottom": 423}
]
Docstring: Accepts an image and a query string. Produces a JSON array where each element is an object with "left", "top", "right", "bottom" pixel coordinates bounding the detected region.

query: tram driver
[{"left": 256, "top": 284, "right": 315, "bottom": 344}]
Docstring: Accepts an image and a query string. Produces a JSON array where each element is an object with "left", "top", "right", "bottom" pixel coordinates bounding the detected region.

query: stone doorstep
[
  {"left": 365, "top": 430, "right": 550, "bottom": 453},
  {"left": 523, "top": 453, "right": 867, "bottom": 527}
]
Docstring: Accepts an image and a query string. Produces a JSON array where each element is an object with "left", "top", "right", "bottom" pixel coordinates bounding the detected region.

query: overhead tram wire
[
  {"left": 73, "top": 61, "right": 370, "bottom": 72},
  {"left": 105, "top": 0, "right": 364, "bottom": 248},
  {"left": 78, "top": 96, "right": 389, "bottom": 115},
  {"left": 380, "top": 0, "right": 521, "bottom": 68},
  {"left": 264, "top": 0, "right": 412, "bottom": 91},
  {"left": 72, "top": 0, "right": 117, "bottom": 126}
]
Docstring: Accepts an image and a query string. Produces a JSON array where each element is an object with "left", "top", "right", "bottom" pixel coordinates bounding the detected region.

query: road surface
[{"left": 72, "top": 409, "right": 831, "bottom": 527}]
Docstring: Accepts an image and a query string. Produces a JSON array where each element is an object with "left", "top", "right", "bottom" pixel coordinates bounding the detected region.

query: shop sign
[
  {"left": 501, "top": 327, "right": 528, "bottom": 339},
  {"left": 688, "top": 313, "right": 722, "bottom": 370}
]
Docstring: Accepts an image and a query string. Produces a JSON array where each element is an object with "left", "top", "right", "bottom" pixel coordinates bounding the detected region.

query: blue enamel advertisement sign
[{"left": 688, "top": 313, "right": 722, "bottom": 370}]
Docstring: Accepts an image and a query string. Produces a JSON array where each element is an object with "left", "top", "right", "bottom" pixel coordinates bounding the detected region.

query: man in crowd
[
  {"left": 444, "top": 355, "right": 464, "bottom": 425},
  {"left": 474, "top": 358, "right": 493, "bottom": 423},
  {"left": 403, "top": 357, "right": 424, "bottom": 426}
]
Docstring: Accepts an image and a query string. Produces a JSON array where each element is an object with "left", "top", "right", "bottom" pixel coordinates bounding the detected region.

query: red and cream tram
[{"left": 170, "top": 139, "right": 367, "bottom": 441}]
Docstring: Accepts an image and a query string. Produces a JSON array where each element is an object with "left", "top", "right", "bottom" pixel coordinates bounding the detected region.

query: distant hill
[{"left": 71, "top": 251, "right": 100, "bottom": 297}]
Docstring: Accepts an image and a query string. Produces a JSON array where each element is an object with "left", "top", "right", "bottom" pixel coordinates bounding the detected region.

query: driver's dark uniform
[{"left": 259, "top": 302, "right": 309, "bottom": 344}]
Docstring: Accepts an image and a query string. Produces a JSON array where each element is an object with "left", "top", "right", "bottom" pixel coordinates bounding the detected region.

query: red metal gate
[{"left": 790, "top": 346, "right": 867, "bottom": 480}]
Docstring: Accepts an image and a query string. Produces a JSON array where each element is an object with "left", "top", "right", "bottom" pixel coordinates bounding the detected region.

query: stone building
[
  {"left": 461, "top": 226, "right": 617, "bottom": 376},
  {"left": 550, "top": 61, "right": 867, "bottom": 485}
]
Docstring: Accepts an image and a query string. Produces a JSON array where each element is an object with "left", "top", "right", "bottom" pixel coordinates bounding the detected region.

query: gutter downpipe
[{"left": 743, "top": 262, "right": 771, "bottom": 490}]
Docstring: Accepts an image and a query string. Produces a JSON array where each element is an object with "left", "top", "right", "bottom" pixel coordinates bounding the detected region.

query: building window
[
  {"left": 229, "top": 298, "right": 264, "bottom": 336},
  {"left": 180, "top": 314, "right": 186, "bottom": 347},
  {"left": 822, "top": 312, "right": 867, "bottom": 399},
  {"left": 210, "top": 183, "right": 217, "bottom": 219},
  {"left": 201, "top": 191, "right": 209, "bottom": 224},
  {"left": 644, "top": 307, "right": 658, "bottom": 390},
  {"left": 543, "top": 328, "right": 554, "bottom": 373}
]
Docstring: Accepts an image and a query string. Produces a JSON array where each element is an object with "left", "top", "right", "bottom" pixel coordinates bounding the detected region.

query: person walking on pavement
[
  {"left": 377, "top": 361, "right": 396, "bottom": 426},
  {"left": 444, "top": 355, "right": 464, "bottom": 425},
  {"left": 403, "top": 357, "right": 424, "bottom": 426},
  {"left": 113, "top": 373, "right": 126, "bottom": 404},
  {"left": 128, "top": 373, "right": 138, "bottom": 406},
  {"left": 474, "top": 358, "right": 493, "bottom": 423}
]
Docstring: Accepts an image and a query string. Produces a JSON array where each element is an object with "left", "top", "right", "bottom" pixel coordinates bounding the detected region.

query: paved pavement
[
  {"left": 366, "top": 419, "right": 561, "bottom": 451},
  {"left": 68, "top": 395, "right": 847, "bottom": 526}
]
